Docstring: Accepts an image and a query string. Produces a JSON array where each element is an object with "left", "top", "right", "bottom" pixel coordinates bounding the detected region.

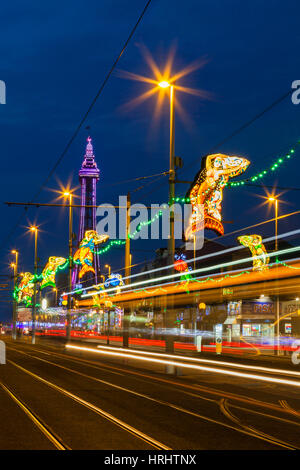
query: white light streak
[{"left": 66, "top": 344, "right": 300, "bottom": 388}]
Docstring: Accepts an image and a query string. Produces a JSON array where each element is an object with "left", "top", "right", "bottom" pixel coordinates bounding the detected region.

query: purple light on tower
[{"left": 72, "top": 136, "right": 100, "bottom": 288}]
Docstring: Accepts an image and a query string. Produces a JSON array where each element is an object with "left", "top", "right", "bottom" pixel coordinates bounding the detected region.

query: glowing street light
[
  {"left": 120, "top": 51, "right": 210, "bottom": 274},
  {"left": 268, "top": 196, "right": 279, "bottom": 251},
  {"left": 158, "top": 81, "right": 170, "bottom": 88},
  {"left": 53, "top": 287, "right": 58, "bottom": 306},
  {"left": 62, "top": 190, "right": 74, "bottom": 340},
  {"left": 121, "top": 52, "right": 210, "bottom": 358},
  {"left": 10, "top": 257, "right": 18, "bottom": 339},
  {"left": 29, "top": 225, "right": 38, "bottom": 344},
  {"left": 267, "top": 196, "right": 280, "bottom": 355}
]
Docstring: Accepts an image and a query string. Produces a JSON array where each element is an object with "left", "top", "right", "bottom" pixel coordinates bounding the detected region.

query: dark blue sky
[{"left": 1, "top": 0, "right": 300, "bottom": 318}]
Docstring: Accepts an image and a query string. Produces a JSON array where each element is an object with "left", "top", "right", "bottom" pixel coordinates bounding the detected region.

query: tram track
[
  {"left": 7, "top": 342, "right": 300, "bottom": 421},
  {"left": 5, "top": 343, "right": 300, "bottom": 450},
  {"left": 6, "top": 359, "right": 171, "bottom": 451},
  {"left": 219, "top": 398, "right": 298, "bottom": 450},
  {"left": 0, "top": 380, "right": 69, "bottom": 450}
]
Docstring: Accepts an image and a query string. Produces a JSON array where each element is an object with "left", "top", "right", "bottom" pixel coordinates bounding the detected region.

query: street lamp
[
  {"left": 268, "top": 196, "right": 280, "bottom": 355},
  {"left": 268, "top": 197, "right": 279, "bottom": 252},
  {"left": 29, "top": 226, "right": 38, "bottom": 344},
  {"left": 105, "top": 264, "right": 111, "bottom": 277},
  {"left": 158, "top": 80, "right": 176, "bottom": 358},
  {"left": 53, "top": 287, "right": 57, "bottom": 306},
  {"left": 158, "top": 80, "right": 175, "bottom": 270},
  {"left": 62, "top": 191, "right": 73, "bottom": 341},
  {"left": 122, "top": 56, "right": 208, "bottom": 359},
  {"left": 11, "top": 250, "right": 18, "bottom": 339}
]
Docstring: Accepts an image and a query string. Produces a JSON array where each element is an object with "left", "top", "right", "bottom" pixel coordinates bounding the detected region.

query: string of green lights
[
  {"left": 91, "top": 210, "right": 164, "bottom": 255},
  {"left": 171, "top": 139, "right": 300, "bottom": 203},
  {"left": 12, "top": 136, "right": 300, "bottom": 301},
  {"left": 100, "top": 260, "right": 300, "bottom": 299}
]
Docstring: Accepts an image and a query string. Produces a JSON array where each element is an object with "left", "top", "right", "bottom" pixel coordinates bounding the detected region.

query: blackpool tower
[{"left": 72, "top": 136, "right": 100, "bottom": 287}]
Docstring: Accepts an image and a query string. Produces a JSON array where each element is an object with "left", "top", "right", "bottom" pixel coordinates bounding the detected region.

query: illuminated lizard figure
[
  {"left": 17, "top": 272, "right": 35, "bottom": 306},
  {"left": 186, "top": 154, "right": 250, "bottom": 238},
  {"left": 73, "top": 230, "right": 109, "bottom": 279},
  {"left": 41, "top": 256, "right": 67, "bottom": 289},
  {"left": 237, "top": 234, "right": 270, "bottom": 271}
]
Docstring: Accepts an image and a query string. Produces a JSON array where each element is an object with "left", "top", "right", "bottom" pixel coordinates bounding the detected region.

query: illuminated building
[{"left": 72, "top": 137, "right": 100, "bottom": 287}]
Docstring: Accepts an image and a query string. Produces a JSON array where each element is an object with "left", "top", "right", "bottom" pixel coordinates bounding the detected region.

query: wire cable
[{"left": 0, "top": 0, "right": 153, "bottom": 254}]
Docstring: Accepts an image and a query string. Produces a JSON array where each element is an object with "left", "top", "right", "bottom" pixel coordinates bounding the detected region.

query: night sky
[{"left": 1, "top": 0, "right": 300, "bottom": 319}]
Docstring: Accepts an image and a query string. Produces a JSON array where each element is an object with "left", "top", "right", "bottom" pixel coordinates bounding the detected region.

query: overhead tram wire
[
  {"left": 134, "top": 88, "right": 294, "bottom": 201},
  {"left": 180, "top": 89, "right": 294, "bottom": 175},
  {"left": 100, "top": 170, "right": 170, "bottom": 188},
  {"left": 0, "top": 0, "right": 153, "bottom": 253}
]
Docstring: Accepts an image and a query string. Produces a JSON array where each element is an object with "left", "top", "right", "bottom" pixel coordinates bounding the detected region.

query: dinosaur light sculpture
[
  {"left": 186, "top": 154, "right": 250, "bottom": 238},
  {"left": 237, "top": 234, "right": 270, "bottom": 271}
]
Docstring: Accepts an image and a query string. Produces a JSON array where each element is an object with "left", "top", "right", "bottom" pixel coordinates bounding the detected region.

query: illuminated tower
[{"left": 72, "top": 136, "right": 100, "bottom": 287}]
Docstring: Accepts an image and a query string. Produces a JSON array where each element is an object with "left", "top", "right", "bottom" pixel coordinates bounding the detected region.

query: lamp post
[
  {"left": 11, "top": 250, "right": 18, "bottom": 340},
  {"left": 63, "top": 192, "right": 73, "bottom": 341},
  {"left": 30, "top": 226, "right": 38, "bottom": 345},
  {"left": 158, "top": 81, "right": 176, "bottom": 357},
  {"left": 268, "top": 196, "right": 280, "bottom": 355},
  {"left": 158, "top": 81, "right": 175, "bottom": 270},
  {"left": 125, "top": 192, "right": 131, "bottom": 285},
  {"left": 105, "top": 264, "right": 111, "bottom": 277},
  {"left": 53, "top": 287, "right": 57, "bottom": 306},
  {"left": 268, "top": 197, "right": 278, "bottom": 251}
]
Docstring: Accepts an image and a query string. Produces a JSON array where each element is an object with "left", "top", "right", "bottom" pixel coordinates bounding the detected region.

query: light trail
[
  {"left": 67, "top": 227, "right": 300, "bottom": 297},
  {"left": 66, "top": 227, "right": 300, "bottom": 296},
  {"left": 8, "top": 343, "right": 298, "bottom": 449},
  {"left": 94, "top": 344, "right": 300, "bottom": 378},
  {"left": 66, "top": 345, "right": 300, "bottom": 388},
  {"left": 79, "top": 254, "right": 300, "bottom": 302},
  {"left": 81, "top": 245, "right": 300, "bottom": 298}
]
